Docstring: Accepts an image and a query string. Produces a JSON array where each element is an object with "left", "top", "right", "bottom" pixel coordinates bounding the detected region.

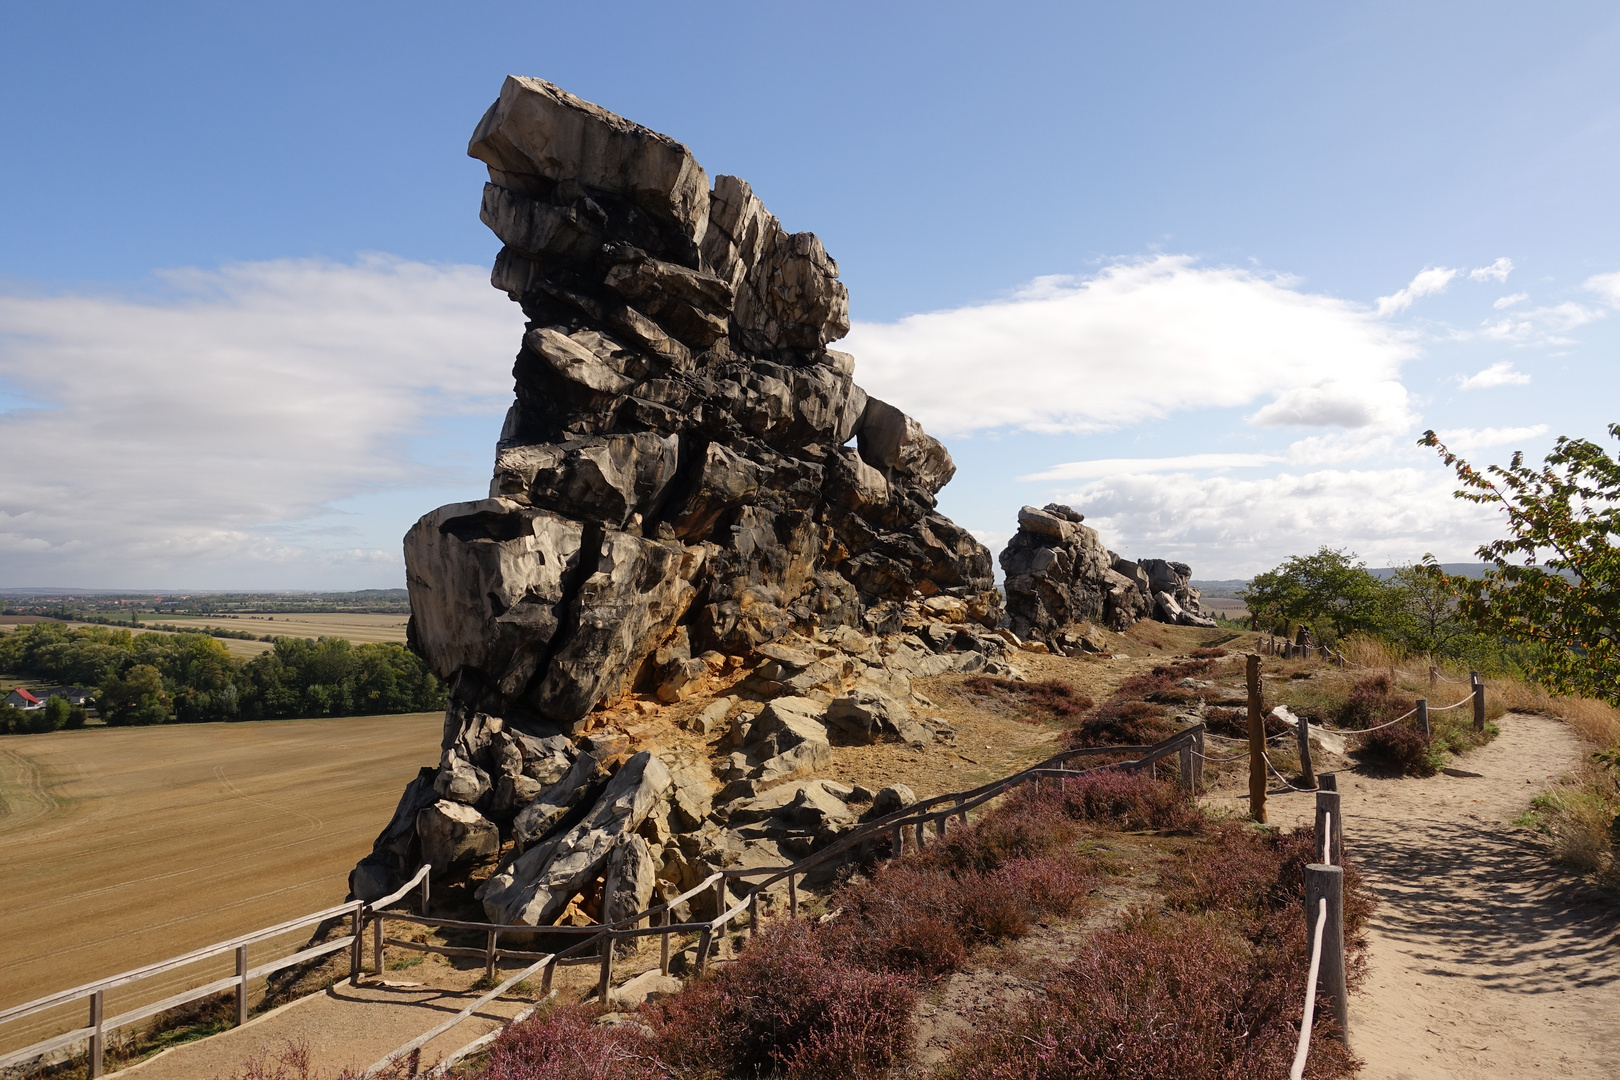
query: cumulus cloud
[
  {"left": 1457, "top": 361, "right": 1532, "bottom": 390},
  {"left": 1493, "top": 293, "right": 1529, "bottom": 309},
  {"left": 0, "top": 256, "right": 522, "bottom": 586},
  {"left": 1435, "top": 425, "right": 1549, "bottom": 452},
  {"left": 1375, "top": 267, "right": 1458, "bottom": 316},
  {"left": 1018, "top": 453, "right": 1282, "bottom": 484},
  {"left": 1469, "top": 257, "right": 1515, "bottom": 283},
  {"left": 844, "top": 255, "right": 1417, "bottom": 439},
  {"left": 1048, "top": 467, "right": 1501, "bottom": 576},
  {"left": 1586, "top": 270, "right": 1620, "bottom": 306}
]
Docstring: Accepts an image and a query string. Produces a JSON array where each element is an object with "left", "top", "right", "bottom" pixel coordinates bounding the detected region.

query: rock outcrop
[
  {"left": 1001, "top": 503, "right": 1216, "bottom": 642},
  {"left": 352, "top": 77, "right": 1006, "bottom": 920}
]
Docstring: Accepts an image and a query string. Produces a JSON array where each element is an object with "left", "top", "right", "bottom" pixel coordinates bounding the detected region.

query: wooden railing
[{"left": 2, "top": 724, "right": 1207, "bottom": 1078}]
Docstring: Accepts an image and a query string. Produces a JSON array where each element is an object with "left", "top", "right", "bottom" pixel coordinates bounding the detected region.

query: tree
[
  {"left": 1383, "top": 558, "right": 1474, "bottom": 657},
  {"left": 1422, "top": 425, "right": 1620, "bottom": 705},
  {"left": 1238, "top": 546, "right": 1389, "bottom": 642},
  {"left": 35, "top": 694, "right": 72, "bottom": 733},
  {"left": 100, "top": 664, "right": 170, "bottom": 725}
]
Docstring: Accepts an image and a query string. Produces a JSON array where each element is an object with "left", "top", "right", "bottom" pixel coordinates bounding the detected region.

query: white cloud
[
  {"left": 1468, "top": 258, "right": 1515, "bottom": 283},
  {"left": 1375, "top": 267, "right": 1458, "bottom": 316},
  {"left": 1051, "top": 467, "right": 1501, "bottom": 577},
  {"left": 1493, "top": 293, "right": 1529, "bottom": 309},
  {"left": 1018, "top": 453, "right": 1282, "bottom": 484},
  {"left": 1586, "top": 270, "right": 1620, "bottom": 306},
  {"left": 844, "top": 255, "right": 1418, "bottom": 439},
  {"left": 1435, "top": 425, "right": 1548, "bottom": 452},
  {"left": 1478, "top": 300, "right": 1604, "bottom": 344},
  {"left": 1457, "top": 361, "right": 1532, "bottom": 389},
  {"left": 0, "top": 256, "right": 522, "bottom": 587}
]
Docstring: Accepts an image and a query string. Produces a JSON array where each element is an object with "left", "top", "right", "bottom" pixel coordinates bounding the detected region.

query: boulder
[
  {"left": 825, "top": 689, "right": 932, "bottom": 746},
  {"left": 478, "top": 751, "right": 673, "bottom": 926},
  {"left": 417, "top": 800, "right": 500, "bottom": 878}
]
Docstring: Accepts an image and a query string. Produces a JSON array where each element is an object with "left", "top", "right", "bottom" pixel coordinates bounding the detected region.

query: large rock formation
[
  {"left": 1001, "top": 503, "right": 1215, "bottom": 642},
  {"left": 352, "top": 77, "right": 1002, "bottom": 918}
]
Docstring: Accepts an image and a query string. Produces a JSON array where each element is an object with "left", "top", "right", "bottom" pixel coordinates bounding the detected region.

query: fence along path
[{"left": 0, "top": 723, "right": 1213, "bottom": 1077}]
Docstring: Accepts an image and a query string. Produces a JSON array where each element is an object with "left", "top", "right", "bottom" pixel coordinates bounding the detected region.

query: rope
[
  {"left": 1321, "top": 810, "right": 1331, "bottom": 865},
  {"left": 1427, "top": 691, "right": 1478, "bottom": 712},
  {"left": 1262, "top": 752, "right": 1320, "bottom": 793},
  {"left": 1191, "top": 748, "right": 1252, "bottom": 764},
  {"left": 1348, "top": 706, "right": 1418, "bottom": 734},
  {"left": 1289, "top": 897, "right": 1330, "bottom": 1080}
]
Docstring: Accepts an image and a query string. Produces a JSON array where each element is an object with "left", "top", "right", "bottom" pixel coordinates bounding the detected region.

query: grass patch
[{"left": 959, "top": 676, "right": 1095, "bottom": 723}]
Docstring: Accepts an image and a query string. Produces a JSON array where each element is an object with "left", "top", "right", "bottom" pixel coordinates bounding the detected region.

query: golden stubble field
[{"left": 0, "top": 713, "right": 441, "bottom": 1052}]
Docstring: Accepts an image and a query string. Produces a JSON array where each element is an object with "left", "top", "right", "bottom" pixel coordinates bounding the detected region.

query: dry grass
[{"left": 0, "top": 712, "right": 443, "bottom": 1054}]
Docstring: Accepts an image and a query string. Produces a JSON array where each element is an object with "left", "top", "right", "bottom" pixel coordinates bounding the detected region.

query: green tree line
[
  {"left": 1238, "top": 547, "right": 1532, "bottom": 674},
  {"left": 0, "top": 622, "right": 444, "bottom": 733}
]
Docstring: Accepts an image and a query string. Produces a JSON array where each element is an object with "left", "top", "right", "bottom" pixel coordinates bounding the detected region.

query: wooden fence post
[
  {"left": 892, "top": 824, "right": 904, "bottom": 859},
  {"left": 1472, "top": 672, "right": 1486, "bottom": 732},
  {"left": 1246, "top": 654, "right": 1266, "bottom": 823},
  {"left": 1179, "top": 740, "right": 1194, "bottom": 790},
  {"left": 485, "top": 930, "right": 499, "bottom": 983},
  {"left": 349, "top": 902, "right": 363, "bottom": 985},
  {"left": 749, "top": 889, "right": 760, "bottom": 939},
  {"left": 1305, "top": 864, "right": 1349, "bottom": 1044},
  {"left": 1297, "top": 712, "right": 1316, "bottom": 790},
  {"left": 89, "top": 989, "right": 104, "bottom": 1079},
  {"left": 1429, "top": 665, "right": 1438, "bottom": 691},
  {"left": 1314, "top": 790, "right": 1342, "bottom": 865},
  {"left": 1416, "top": 698, "right": 1430, "bottom": 740},
  {"left": 659, "top": 910, "right": 672, "bottom": 975},
  {"left": 597, "top": 932, "right": 614, "bottom": 1002},
  {"left": 788, "top": 873, "right": 798, "bottom": 918},
  {"left": 695, "top": 927, "right": 713, "bottom": 972},
  {"left": 421, "top": 871, "right": 431, "bottom": 917},
  {"left": 1191, "top": 726, "right": 1204, "bottom": 791},
  {"left": 235, "top": 944, "right": 249, "bottom": 1027}
]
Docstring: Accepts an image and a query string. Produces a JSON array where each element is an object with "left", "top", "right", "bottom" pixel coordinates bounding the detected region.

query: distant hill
[{"left": 1193, "top": 564, "right": 1495, "bottom": 598}]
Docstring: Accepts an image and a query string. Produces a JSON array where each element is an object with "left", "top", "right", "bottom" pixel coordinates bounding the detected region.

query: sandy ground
[
  {"left": 0, "top": 713, "right": 443, "bottom": 1054},
  {"left": 1212, "top": 712, "right": 1620, "bottom": 1079}
]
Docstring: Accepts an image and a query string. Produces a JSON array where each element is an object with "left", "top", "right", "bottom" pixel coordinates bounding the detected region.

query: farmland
[{"left": 0, "top": 712, "right": 442, "bottom": 1052}]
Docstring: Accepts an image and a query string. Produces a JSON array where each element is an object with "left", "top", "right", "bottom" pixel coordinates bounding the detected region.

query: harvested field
[
  {"left": 0, "top": 712, "right": 442, "bottom": 1054},
  {"left": 146, "top": 612, "right": 411, "bottom": 645}
]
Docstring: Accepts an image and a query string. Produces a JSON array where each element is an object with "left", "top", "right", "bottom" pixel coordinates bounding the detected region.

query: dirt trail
[{"left": 1220, "top": 712, "right": 1620, "bottom": 1079}]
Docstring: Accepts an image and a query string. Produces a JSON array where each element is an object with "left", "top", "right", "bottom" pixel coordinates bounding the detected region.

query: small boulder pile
[{"left": 1001, "top": 504, "right": 1216, "bottom": 643}]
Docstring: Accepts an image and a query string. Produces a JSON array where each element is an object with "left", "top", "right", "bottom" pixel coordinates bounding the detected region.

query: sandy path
[
  {"left": 1227, "top": 712, "right": 1620, "bottom": 1079},
  {"left": 107, "top": 978, "right": 534, "bottom": 1080}
]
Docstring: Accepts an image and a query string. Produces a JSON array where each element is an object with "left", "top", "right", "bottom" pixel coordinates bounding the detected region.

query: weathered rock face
[
  {"left": 1001, "top": 504, "right": 1215, "bottom": 642},
  {"left": 407, "top": 75, "right": 996, "bottom": 736},
  {"left": 353, "top": 77, "right": 1001, "bottom": 915}
]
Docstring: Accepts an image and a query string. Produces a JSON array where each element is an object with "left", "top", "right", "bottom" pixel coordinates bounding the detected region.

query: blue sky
[{"left": 3, "top": 2, "right": 1619, "bottom": 587}]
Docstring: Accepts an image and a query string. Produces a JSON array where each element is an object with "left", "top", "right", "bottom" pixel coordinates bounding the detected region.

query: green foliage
[
  {"left": 1238, "top": 546, "right": 1388, "bottom": 643},
  {"left": 41, "top": 695, "right": 72, "bottom": 732},
  {"left": 0, "top": 621, "right": 443, "bottom": 730},
  {"left": 1422, "top": 426, "right": 1620, "bottom": 705}
]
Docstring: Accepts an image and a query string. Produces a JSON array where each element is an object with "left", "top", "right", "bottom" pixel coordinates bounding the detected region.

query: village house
[{"left": 5, "top": 688, "right": 43, "bottom": 711}]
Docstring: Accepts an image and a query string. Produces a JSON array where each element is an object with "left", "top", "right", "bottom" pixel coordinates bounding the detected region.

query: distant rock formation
[
  {"left": 1000, "top": 504, "right": 1215, "bottom": 643},
  {"left": 352, "top": 77, "right": 1003, "bottom": 915}
]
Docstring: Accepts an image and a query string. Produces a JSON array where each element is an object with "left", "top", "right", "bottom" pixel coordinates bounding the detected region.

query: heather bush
[
  {"left": 652, "top": 921, "right": 915, "bottom": 1079},
  {"left": 1163, "top": 824, "right": 1376, "bottom": 950},
  {"left": 1335, "top": 673, "right": 1415, "bottom": 730},
  {"left": 1038, "top": 768, "right": 1202, "bottom": 831},
  {"left": 468, "top": 1006, "right": 662, "bottom": 1080},
  {"left": 942, "top": 910, "right": 1358, "bottom": 1080},
  {"left": 990, "top": 854, "right": 1091, "bottom": 917},
  {"left": 961, "top": 676, "right": 1094, "bottom": 721},
  {"left": 1066, "top": 700, "right": 1174, "bottom": 747},
  {"left": 1357, "top": 720, "right": 1442, "bottom": 777}
]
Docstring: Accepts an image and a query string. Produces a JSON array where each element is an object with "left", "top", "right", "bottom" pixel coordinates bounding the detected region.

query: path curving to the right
[{"left": 1270, "top": 712, "right": 1620, "bottom": 1079}]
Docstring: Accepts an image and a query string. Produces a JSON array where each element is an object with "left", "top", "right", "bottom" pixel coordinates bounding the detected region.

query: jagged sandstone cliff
[{"left": 351, "top": 78, "right": 1004, "bottom": 919}]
